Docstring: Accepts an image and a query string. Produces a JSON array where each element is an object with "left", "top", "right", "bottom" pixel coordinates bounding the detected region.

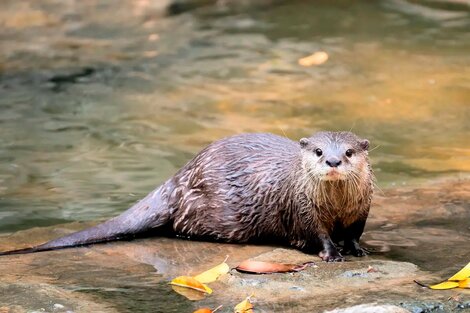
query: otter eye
[
  {"left": 315, "top": 148, "right": 323, "bottom": 157},
  {"left": 345, "top": 149, "right": 354, "bottom": 158}
]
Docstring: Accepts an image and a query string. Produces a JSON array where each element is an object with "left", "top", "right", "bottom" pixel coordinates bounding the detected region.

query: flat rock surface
[{"left": 0, "top": 178, "right": 469, "bottom": 312}]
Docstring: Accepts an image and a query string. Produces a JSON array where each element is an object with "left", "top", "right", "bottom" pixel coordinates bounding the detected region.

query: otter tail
[{"left": 0, "top": 186, "right": 171, "bottom": 256}]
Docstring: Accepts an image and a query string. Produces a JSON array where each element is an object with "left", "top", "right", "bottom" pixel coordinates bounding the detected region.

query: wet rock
[
  {"left": 325, "top": 303, "right": 410, "bottom": 313},
  {"left": 0, "top": 179, "right": 469, "bottom": 312},
  {"left": 456, "top": 301, "right": 470, "bottom": 310},
  {"left": 400, "top": 301, "right": 446, "bottom": 313}
]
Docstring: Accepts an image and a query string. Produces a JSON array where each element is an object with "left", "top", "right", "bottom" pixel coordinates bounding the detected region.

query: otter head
[{"left": 299, "top": 131, "right": 370, "bottom": 182}]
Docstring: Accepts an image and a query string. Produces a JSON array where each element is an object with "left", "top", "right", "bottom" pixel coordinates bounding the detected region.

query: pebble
[{"left": 53, "top": 304, "right": 65, "bottom": 310}]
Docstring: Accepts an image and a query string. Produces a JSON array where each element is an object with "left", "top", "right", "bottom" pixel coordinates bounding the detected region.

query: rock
[
  {"left": 0, "top": 179, "right": 468, "bottom": 312},
  {"left": 325, "top": 303, "right": 410, "bottom": 313},
  {"left": 52, "top": 303, "right": 65, "bottom": 311}
]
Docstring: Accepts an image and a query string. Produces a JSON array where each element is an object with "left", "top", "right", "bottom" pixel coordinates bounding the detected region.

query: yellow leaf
[
  {"left": 194, "top": 261, "right": 230, "bottom": 284},
  {"left": 193, "top": 305, "right": 223, "bottom": 313},
  {"left": 458, "top": 278, "right": 470, "bottom": 289},
  {"left": 170, "top": 276, "right": 213, "bottom": 294},
  {"left": 448, "top": 262, "right": 470, "bottom": 281},
  {"left": 234, "top": 295, "right": 254, "bottom": 313},
  {"left": 429, "top": 281, "right": 459, "bottom": 290},
  {"left": 171, "top": 285, "right": 207, "bottom": 301},
  {"left": 298, "top": 51, "right": 328, "bottom": 67}
]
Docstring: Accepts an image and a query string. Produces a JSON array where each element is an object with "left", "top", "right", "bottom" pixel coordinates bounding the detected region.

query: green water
[{"left": 1, "top": 0, "right": 469, "bottom": 234}]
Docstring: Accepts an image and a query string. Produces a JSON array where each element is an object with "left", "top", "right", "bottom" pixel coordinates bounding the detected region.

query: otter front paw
[{"left": 319, "top": 249, "right": 344, "bottom": 262}]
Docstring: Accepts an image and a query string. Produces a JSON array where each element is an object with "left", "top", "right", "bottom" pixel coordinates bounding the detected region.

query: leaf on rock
[
  {"left": 448, "top": 262, "right": 470, "bottom": 281},
  {"left": 193, "top": 305, "right": 223, "bottom": 313},
  {"left": 193, "top": 309, "right": 213, "bottom": 313},
  {"left": 414, "top": 261, "right": 470, "bottom": 290},
  {"left": 429, "top": 281, "right": 459, "bottom": 290},
  {"left": 235, "top": 260, "right": 315, "bottom": 274},
  {"left": 194, "top": 259, "right": 230, "bottom": 283},
  {"left": 170, "top": 276, "right": 212, "bottom": 294},
  {"left": 458, "top": 278, "right": 470, "bottom": 289},
  {"left": 234, "top": 295, "right": 254, "bottom": 313}
]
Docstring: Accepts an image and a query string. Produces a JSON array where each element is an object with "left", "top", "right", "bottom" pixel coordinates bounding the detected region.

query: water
[{"left": 0, "top": 0, "right": 469, "bottom": 311}]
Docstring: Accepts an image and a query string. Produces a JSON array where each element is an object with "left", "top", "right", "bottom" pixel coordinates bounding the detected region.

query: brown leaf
[
  {"left": 193, "top": 309, "right": 212, "bottom": 313},
  {"left": 235, "top": 260, "right": 315, "bottom": 274}
]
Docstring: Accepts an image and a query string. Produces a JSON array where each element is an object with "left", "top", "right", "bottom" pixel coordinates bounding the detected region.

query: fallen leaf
[
  {"left": 194, "top": 257, "right": 230, "bottom": 283},
  {"left": 236, "top": 260, "right": 315, "bottom": 274},
  {"left": 193, "top": 305, "right": 223, "bottom": 313},
  {"left": 234, "top": 295, "right": 254, "bottom": 313},
  {"left": 458, "top": 278, "right": 470, "bottom": 288},
  {"left": 448, "top": 262, "right": 470, "bottom": 281},
  {"left": 193, "top": 309, "right": 212, "bottom": 313},
  {"left": 171, "top": 285, "right": 206, "bottom": 301},
  {"left": 429, "top": 281, "right": 459, "bottom": 290},
  {"left": 414, "top": 261, "right": 470, "bottom": 290},
  {"left": 298, "top": 51, "right": 328, "bottom": 67},
  {"left": 170, "top": 276, "right": 212, "bottom": 294}
]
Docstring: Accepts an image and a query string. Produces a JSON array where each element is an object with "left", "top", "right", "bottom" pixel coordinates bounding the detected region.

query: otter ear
[
  {"left": 360, "top": 139, "right": 370, "bottom": 151},
  {"left": 299, "top": 138, "right": 309, "bottom": 149}
]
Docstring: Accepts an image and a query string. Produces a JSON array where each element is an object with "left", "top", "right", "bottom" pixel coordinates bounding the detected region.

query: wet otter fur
[{"left": 0, "top": 132, "right": 373, "bottom": 262}]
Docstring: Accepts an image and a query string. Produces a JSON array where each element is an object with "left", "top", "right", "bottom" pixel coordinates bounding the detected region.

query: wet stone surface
[{"left": 0, "top": 178, "right": 469, "bottom": 312}]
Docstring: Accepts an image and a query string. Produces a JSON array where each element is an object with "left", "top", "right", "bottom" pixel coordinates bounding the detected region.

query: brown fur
[{"left": 0, "top": 132, "right": 373, "bottom": 261}]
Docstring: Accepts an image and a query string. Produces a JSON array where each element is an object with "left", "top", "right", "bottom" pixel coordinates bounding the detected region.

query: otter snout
[{"left": 326, "top": 158, "right": 342, "bottom": 168}]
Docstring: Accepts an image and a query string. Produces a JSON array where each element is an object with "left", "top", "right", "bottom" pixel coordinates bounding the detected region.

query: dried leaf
[
  {"left": 234, "top": 295, "right": 254, "bottom": 313},
  {"left": 193, "top": 305, "right": 223, "bottom": 313},
  {"left": 170, "top": 276, "right": 212, "bottom": 294},
  {"left": 414, "top": 262, "right": 470, "bottom": 290},
  {"left": 171, "top": 285, "right": 206, "bottom": 301},
  {"left": 458, "top": 278, "right": 470, "bottom": 288},
  {"left": 194, "top": 260, "right": 230, "bottom": 283},
  {"left": 448, "top": 262, "right": 470, "bottom": 281},
  {"left": 298, "top": 51, "right": 328, "bottom": 67},
  {"left": 236, "top": 260, "right": 315, "bottom": 274},
  {"left": 193, "top": 309, "right": 212, "bottom": 313},
  {"left": 429, "top": 281, "right": 459, "bottom": 290}
]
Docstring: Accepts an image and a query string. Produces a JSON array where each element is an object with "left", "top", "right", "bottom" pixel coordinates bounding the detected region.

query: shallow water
[{"left": 0, "top": 0, "right": 469, "bottom": 311}]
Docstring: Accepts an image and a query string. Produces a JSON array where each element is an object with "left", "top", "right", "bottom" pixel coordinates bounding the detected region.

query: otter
[{"left": 0, "top": 132, "right": 373, "bottom": 262}]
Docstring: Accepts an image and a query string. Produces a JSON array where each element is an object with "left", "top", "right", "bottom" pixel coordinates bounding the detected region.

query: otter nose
[{"left": 326, "top": 158, "right": 342, "bottom": 168}]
